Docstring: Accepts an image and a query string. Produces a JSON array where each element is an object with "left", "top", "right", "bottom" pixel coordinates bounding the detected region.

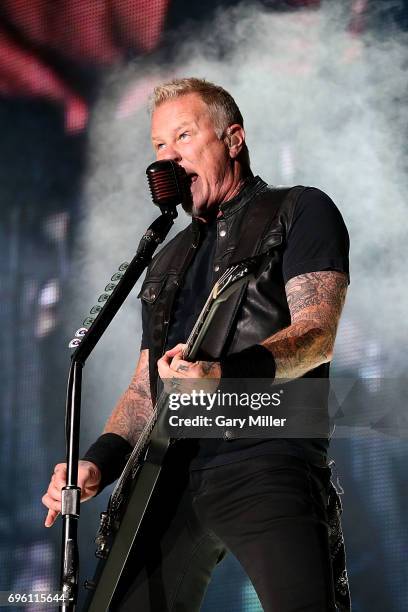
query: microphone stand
[{"left": 59, "top": 208, "right": 177, "bottom": 611}]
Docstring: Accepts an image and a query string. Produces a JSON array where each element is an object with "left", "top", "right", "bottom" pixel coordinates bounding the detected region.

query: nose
[{"left": 157, "top": 145, "right": 182, "bottom": 162}]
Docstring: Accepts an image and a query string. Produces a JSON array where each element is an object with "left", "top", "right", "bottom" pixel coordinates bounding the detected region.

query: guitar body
[{"left": 85, "top": 425, "right": 171, "bottom": 611}]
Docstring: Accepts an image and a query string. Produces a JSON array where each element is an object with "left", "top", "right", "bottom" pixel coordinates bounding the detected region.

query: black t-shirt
[
  {"left": 140, "top": 185, "right": 349, "bottom": 467},
  {"left": 164, "top": 220, "right": 218, "bottom": 351},
  {"left": 282, "top": 187, "right": 350, "bottom": 284}
]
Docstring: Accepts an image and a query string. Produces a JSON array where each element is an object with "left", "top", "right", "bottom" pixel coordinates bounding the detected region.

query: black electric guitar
[{"left": 84, "top": 253, "right": 268, "bottom": 611}]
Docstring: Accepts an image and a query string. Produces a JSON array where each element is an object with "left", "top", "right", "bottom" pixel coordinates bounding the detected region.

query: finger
[
  {"left": 47, "top": 484, "right": 63, "bottom": 501},
  {"left": 53, "top": 463, "right": 67, "bottom": 473},
  {"left": 42, "top": 493, "right": 61, "bottom": 513},
  {"left": 50, "top": 472, "right": 67, "bottom": 491},
  {"left": 51, "top": 466, "right": 67, "bottom": 488},
  {"left": 157, "top": 356, "right": 173, "bottom": 379},
  {"left": 158, "top": 353, "right": 172, "bottom": 368},
  {"left": 170, "top": 356, "right": 191, "bottom": 374},
  {"left": 165, "top": 343, "right": 186, "bottom": 357},
  {"left": 45, "top": 508, "right": 59, "bottom": 528}
]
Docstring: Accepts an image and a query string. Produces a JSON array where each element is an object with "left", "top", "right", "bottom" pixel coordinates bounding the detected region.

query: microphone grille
[{"left": 146, "top": 161, "right": 187, "bottom": 209}]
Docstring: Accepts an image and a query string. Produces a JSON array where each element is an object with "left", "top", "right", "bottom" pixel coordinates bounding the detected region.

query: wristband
[
  {"left": 82, "top": 433, "right": 133, "bottom": 494},
  {"left": 220, "top": 344, "right": 276, "bottom": 380}
]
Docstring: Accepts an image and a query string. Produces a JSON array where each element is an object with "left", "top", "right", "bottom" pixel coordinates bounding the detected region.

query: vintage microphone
[
  {"left": 146, "top": 160, "right": 188, "bottom": 214},
  {"left": 60, "top": 160, "right": 187, "bottom": 611}
]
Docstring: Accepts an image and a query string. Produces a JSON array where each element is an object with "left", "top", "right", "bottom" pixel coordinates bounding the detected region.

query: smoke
[{"left": 71, "top": 1, "right": 408, "bottom": 433}]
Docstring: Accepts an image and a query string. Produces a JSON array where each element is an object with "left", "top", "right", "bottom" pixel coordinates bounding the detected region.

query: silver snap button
[
  {"left": 219, "top": 229, "right": 226, "bottom": 237},
  {"left": 151, "top": 293, "right": 156, "bottom": 300},
  {"left": 214, "top": 265, "right": 220, "bottom": 272}
]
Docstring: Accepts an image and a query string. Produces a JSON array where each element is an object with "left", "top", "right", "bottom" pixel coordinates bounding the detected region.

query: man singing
[{"left": 43, "top": 78, "right": 350, "bottom": 611}]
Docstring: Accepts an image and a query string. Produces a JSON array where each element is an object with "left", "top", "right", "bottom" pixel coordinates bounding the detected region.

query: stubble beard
[
  {"left": 181, "top": 183, "right": 218, "bottom": 219},
  {"left": 181, "top": 186, "right": 203, "bottom": 218}
]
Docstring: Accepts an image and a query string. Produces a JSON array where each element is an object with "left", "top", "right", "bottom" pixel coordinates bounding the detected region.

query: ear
[{"left": 224, "top": 124, "right": 246, "bottom": 159}]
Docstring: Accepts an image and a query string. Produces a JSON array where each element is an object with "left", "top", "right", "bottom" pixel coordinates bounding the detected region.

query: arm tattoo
[
  {"left": 262, "top": 271, "right": 348, "bottom": 379},
  {"left": 103, "top": 350, "right": 153, "bottom": 446},
  {"left": 200, "top": 361, "right": 219, "bottom": 376},
  {"left": 176, "top": 364, "right": 190, "bottom": 372}
]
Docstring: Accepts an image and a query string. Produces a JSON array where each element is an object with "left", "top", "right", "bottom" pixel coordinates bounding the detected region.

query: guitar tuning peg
[
  {"left": 90, "top": 305, "right": 102, "bottom": 315},
  {"left": 68, "top": 338, "right": 81, "bottom": 349},
  {"left": 75, "top": 327, "right": 88, "bottom": 338},
  {"left": 111, "top": 272, "right": 123, "bottom": 282},
  {"left": 83, "top": 317, "right": 95, "bottom": 327},
  {"left": 118, "top": 262, "right": 129, "bottom": 272},
  {"left": 98, "top": 293, "right": 110, "bottom": 303},
  {"left": 104, "top": 282, "right": 116, "bottom": 292}
]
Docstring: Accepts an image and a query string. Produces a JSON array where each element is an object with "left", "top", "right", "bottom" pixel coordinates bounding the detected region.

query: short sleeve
[{"left": 282, "top": 187, "right": 350, "bottom": 284}]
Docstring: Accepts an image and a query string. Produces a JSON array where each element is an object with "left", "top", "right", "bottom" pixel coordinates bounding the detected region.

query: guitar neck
[
  {"left": 110, "top": 258, "right": 262, "bottom": 501},
  {"left": 182, "top": 265, "right": 237, "bottom": 361},
  {"left": 183, "top": 294, "right": 216, "bottom": 361},
  {"left": 87, "top": 253, "right": 267, "bottom": 609}
]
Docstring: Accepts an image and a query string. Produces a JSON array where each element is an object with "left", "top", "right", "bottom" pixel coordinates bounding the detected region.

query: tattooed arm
[
  {"left": 261, "top": 271, "right": 348, "bottom": 379},
  {"left": 155, "top": 271, "right": 347, "bottom": 385},
  {"left": 103, "top": 349, "right": 153, "bottom": 446},
  {"left": 42, "top": 350, "right": 153, "bottom": 526}
]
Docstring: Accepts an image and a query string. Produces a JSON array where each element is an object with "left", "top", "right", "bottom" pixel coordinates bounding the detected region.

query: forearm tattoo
[
  {"left": 262, "top": 271, "right": 348, "bottom": 379},
  {"left": 103, "top": 350, "right": 153, "bottom": 446},
  {"left": 200, "top": 361, "right": 219, "bottom": 376}
]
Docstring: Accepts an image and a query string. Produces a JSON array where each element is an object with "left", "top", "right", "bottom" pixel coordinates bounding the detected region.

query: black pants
[{"left": 111, "top": 447, "right": 336, "bottom": 612}]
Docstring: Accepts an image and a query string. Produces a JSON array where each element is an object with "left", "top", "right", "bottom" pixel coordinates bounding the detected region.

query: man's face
[{"left": 151, "top": 93, "right": 235, "bottom": 216}]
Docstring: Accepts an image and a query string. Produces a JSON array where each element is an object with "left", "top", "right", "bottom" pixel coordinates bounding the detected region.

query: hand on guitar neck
[{"left": 158, "top": 343, "right": 221, "bottom": 396}]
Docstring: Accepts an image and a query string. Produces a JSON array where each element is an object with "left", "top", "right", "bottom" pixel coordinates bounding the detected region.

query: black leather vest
[{"left": 139, "top": 177, "right": 310, "bottom": 402}]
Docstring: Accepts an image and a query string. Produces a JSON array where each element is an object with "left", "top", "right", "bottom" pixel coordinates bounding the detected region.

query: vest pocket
[{"left": 138, "top": 275, "right": 179, "bottom": 304}]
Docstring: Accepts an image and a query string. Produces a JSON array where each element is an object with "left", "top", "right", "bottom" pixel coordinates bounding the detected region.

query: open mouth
[{"left": 188, "top": 173, "right": 198, "bottom": 184}]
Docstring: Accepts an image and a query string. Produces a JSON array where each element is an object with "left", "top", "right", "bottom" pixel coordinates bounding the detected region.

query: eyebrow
[{"left": 151, "top": 121, "right": 193, "bottom": 142}]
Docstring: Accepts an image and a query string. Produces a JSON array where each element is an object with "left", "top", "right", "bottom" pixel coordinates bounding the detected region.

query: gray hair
[{"left": 150, "top": 77, "right": 250, "bottom": 168}]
